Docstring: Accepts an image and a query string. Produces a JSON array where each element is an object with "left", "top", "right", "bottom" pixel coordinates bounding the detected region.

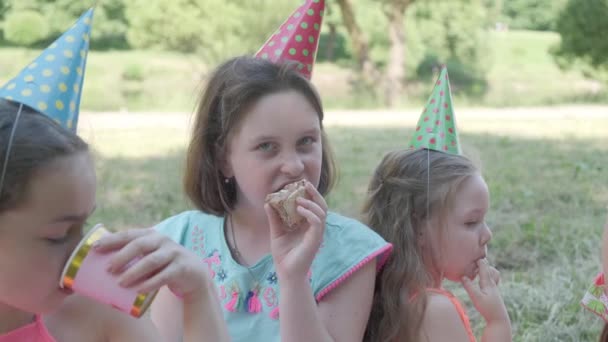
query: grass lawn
[{"left": 81, "top": 107, "right": 608, "bottom": 341}]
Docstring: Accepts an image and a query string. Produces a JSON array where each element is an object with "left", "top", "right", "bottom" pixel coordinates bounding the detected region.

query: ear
[{"left": 217, "top": 146, "right": 234, "bottom": 179}]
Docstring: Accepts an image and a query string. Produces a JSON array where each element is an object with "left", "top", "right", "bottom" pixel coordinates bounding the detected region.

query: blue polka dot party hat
[{"left": 0, "top": 8, "right": 95, "bottom": 131}]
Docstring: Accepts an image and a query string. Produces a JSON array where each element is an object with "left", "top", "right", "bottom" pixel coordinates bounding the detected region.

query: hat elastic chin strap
[{"left": 0, "top": 103, "right": 24, "bottom": 198}]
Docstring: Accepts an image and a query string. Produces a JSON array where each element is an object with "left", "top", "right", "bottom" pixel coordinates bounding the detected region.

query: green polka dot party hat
[
  {"left": 0, "top": 8, "right": 94, "bottom": 131},
  {"left": 408, "top": 66, "right": 461, "bottom": 155},
  {"left": 255, "top": 0, "right": 324, "bottom": 80}
]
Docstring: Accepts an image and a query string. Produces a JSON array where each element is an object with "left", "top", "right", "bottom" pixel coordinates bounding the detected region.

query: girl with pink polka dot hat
[{"left": 150, "top": 1, "right": 393, "bottom": 341}]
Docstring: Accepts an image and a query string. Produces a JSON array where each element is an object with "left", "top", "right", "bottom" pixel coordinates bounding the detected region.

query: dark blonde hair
[
  {"left": 184, "top": 56, "right": 336, "bottom": 215},
  {"left": 363, "top": 148, "right": 478, "bottom": 341},
  {"left": 0, "top": 100, "right": 88, "bottom": 212}
]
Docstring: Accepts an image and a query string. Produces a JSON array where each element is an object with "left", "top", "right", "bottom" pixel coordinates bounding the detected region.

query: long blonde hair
[{"left": 363, "top": 148, "right": 478, "bottom": 341}]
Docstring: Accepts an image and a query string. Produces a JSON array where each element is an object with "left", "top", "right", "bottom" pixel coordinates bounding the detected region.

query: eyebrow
[
  {"left": 252, "top": 128, "right": 320, "bottom": 142},
  {"left": 463, "top": 207, "right": 486, "bottom": 215},
  {"left": 51, "top": 205, "right": 97, "bottom": 224}
]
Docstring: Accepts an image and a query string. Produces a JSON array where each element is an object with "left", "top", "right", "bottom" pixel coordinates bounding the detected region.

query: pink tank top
[
  {"left": 425, "top": 288, "right": 476, "bottom": 342},
  {"left": 0, "top": 315, "right": 56, "bottom": 342}
]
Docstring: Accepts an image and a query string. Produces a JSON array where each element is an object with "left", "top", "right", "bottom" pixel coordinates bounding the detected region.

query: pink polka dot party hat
[
  {"left": 409, "top": 66, "right": 462, "bottom": 155},
  {"left": 0, "top": 8, "right": 94, "bottom": 131},
  {"left": 255, "top": 0, "right": 325, "bottom": 80}
]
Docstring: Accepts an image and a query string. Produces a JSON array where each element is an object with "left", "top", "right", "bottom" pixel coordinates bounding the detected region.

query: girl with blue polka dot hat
[{"left": 0, "top": 9, "right": 229, "bottom": 342}]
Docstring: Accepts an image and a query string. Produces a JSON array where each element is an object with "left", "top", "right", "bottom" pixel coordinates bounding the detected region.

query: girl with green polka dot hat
[
  {"left": 364, "top": 67, "right": 512, "bottom": 341},
  {"left": 255, "top": 0, "right": 324, "bottom": 80}
]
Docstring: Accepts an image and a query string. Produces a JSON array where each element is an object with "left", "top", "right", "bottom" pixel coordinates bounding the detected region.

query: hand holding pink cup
[{"left": 59, "top": 224, "right": 157, "bottom": 317}]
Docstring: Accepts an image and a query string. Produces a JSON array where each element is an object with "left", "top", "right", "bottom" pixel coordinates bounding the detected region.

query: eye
[
  {"left": 257, "top": 142, "right": 276, "bottom": 152},
  {"left": 45, "top": 235, "right": 70, "bottom": 245},
  {"left": 298, "top": 136, "right": 316, "bottom": 146},
  {"left": 45, "top": 223, "right": 86, "bottom": 245}
]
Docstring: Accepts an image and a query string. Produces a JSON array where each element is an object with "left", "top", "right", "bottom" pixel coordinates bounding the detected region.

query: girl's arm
[
  {"left": 266, "top": 181, "right": 377, "bottom": 341},
  {"left": 151, "top": 288, "right": 184, "bottom": 341},
  {"left": 279, "top": 259, "right": 376, "bottom": 342},
  {"left": 462, "top": 259, "right": 512, "bottom": 342},
  {"left": 96, "top": 228, "right": 230, "bottom": 342},
  {"left": 151, "top": 282, "right": 229, "bottom": 342},
  {"left": 181, "top": 279, "right": 229, "bottom": 342}
]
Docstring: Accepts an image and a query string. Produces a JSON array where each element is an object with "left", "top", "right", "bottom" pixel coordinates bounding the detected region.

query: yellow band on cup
[
  {"left": 131, "top": 290, "right": 159, "bottom": 317},
  {"left": 61, "top": 226, "right": 107, "bottom": 289}
]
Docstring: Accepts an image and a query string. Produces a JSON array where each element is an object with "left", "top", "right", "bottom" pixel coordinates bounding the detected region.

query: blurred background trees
[{"left": 0, "top": 0, "right": 604, "bottom": 107}]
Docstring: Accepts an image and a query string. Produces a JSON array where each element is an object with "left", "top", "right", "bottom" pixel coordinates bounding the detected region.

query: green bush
[
  {"left": 3, "top": 10, "right": 49, "bottom": 46},
  {"left": 553, "top": 0, "right": 608, "bottom": 74},
  {"left": 122, "top": 63, "right": 145, "bottom": 82}
]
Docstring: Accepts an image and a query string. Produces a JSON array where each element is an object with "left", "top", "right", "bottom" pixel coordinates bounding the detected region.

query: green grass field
[
  {"left": 0, "top": 30, "right": 605, "bottom": 110},
  {"left": 81, "top": 108, "right": 608, "bottom": 341},
  {"left": 2, "top": 25, "right": 607, "bottom": 340}
]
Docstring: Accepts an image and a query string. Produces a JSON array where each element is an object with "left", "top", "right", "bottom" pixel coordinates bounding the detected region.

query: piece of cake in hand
[{"left": 265, "top": 180, "right": 308, "bottom": 231}]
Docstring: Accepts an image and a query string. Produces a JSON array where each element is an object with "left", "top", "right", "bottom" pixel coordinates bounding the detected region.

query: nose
[
  {"left": 280, "top": 151, "right": 305, "bottom": 177},
  {"left": 480, "top": 222, "right": 492, "bottom": 246}
]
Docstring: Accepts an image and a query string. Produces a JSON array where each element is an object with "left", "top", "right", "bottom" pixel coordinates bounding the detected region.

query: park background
[{"left": 1, "top": 0, "right": 607, "bottom": 340}]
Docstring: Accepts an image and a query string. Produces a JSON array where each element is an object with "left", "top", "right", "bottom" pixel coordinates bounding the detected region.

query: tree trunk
[
  {"left": 384, "top": 0, "right": 409, "bottom": 108},
  {"left": 335, "top": 0, "right": 379, "bottom": 82},
  {"left": 324, "top": 23, "right": 337, "bottom": 61}
]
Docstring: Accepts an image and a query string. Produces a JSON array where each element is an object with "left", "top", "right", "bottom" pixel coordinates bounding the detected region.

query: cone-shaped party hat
[
  {"left": 408, "top": 66, "right": 461, "bottom": 154},
  {"left": 0, "top": 8, "right": 94, "bottom": 131},
  {"left": 255, "top": 0, "right": 324, "bottom": 79}
]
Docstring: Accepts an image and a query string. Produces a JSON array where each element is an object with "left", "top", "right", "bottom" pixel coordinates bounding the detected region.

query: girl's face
[
  {"left": 0, "top": 152, "right": 96, "bottom": 314},
  {"left": 224, "top": 90, "right": 323, "bottom": 216},
  {"left": 425, "top": 173, "right": 492, "bottom": 283}
]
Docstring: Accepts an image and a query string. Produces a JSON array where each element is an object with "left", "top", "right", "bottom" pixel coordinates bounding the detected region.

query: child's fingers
[
  {"left": 304, "top": 181, "right": 328, "bottom": 213},
  {"left": 489, "top": 266, "right": 500, "bottom": 285},
  {"left": 117, "top": 249, "right": 172, "bottom": 287},
  {"left": 296, "top": 196, "right": 326, "bottom": 222},
  {"left": 106, "top": 232, "right": 161, "bottom": 273},
  {"left": 94, "top": 228, "right": 150, "bottom": 252},
  {"left": 462, "top": 276, "right": 481, "bottom": 301},
  {"left": 134, "top": 267, "right": 173, "bottom": 294},
  {"left": 264, "top": 203, "right": 286, "bottom": 239},
  {"left": 477, "top": 259, "right": 493, "bottom": 289}
]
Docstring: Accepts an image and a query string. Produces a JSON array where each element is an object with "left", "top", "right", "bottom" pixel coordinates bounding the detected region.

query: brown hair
[
  {"left": 601, "top": 324, "right": 608, "bottom": 342},
  {"left": 0, "top": 100, "right": 89, "bottom": 212},
  {"left": 184, "top": 56, "right": 336, "bottom": 215},
  {"left": 363, "top": 148, "right": 478, "bottom": 341}
]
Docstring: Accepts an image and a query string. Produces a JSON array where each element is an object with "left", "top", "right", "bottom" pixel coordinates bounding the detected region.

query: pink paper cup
[{"left": 59, "top": 224, "right": 158, "bottom": 318}]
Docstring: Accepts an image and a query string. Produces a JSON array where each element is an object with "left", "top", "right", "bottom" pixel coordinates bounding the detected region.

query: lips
[{"left": 273, "top": 179, "right": 305, "bottom": 193}]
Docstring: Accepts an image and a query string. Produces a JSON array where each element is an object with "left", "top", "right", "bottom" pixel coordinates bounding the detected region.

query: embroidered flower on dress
[
  {"left": 267, "top": 272, "right": 278, "bottom": 284},
  {"left": 263, "top": 287, "right": 277, "bottom": 307},
  {"left": 217, "top": 268, "right": 228, "bottom": 282}
]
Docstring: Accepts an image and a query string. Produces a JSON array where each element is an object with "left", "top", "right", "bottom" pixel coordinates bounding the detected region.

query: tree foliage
[
  {"left": 553, "top": 0, "right": 608, "bottom": 72},
  {"left": 501, "top": 0, "right": 567, "bottom": 31},
  {"left": 3, "top": 10, "right": 48, "bottom": 45},
  {"left": 125, "top": 0, "right": 301, "bottom": 63}
]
